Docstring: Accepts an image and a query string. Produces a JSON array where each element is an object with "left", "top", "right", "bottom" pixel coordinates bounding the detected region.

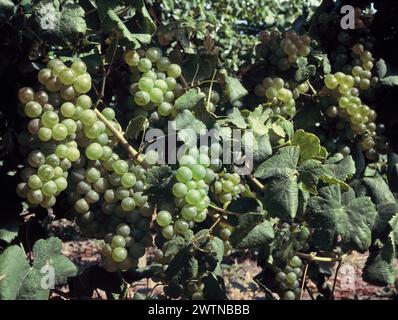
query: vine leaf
[
  {"left": 363, "top": 232, "right": 396, "bottom": 286},
  {"left": 247, "top": 106, "right": 272, "bottom": 135},
  {"left": 202, "top": 272, "right": 227, "bottom": 300},
  {"left": 0, "top": 245, "right": 30, "bottom": 300},
  {"left": 381, "top": 76, "right": 398, "bottom": 87},
  {"left": 0, "top": 0, "right": 15, "bottom": 24},
  {"left": 362, "top": 176, "right": 397, "bottom": 206},
  {"left": 125, "top": 115, "right": 148, "bottom": 140},
  {"left": 292, "top": 129, "right": 325, "bottom": 161},
  {"left": 298, "top": 159, "right": 327, "bottom": 194},
  {"left": 174, "top": 88, "right": 206, "bottom": 111},
  {"left": 224, "top": 76, "right": 248, "bottom": 103},
  {"left": 308, "top": 185, "right": 377, "bottom": 252},
  {"left": 231, "top": 220, "right": 274, "bottom": 249}
]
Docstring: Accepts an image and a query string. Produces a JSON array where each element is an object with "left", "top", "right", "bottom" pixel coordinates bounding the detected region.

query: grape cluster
[
  {"left": 17, "top": 59, "right": 155, "bottom": 273},
  {"left": 256, "top": 30, "right": 311, "bottom": 71},
  {"left": 126, "top": 47, "right": 183, "bottom": 118},
  {"left": 213, "top": 173, "right": 244, "bottom": 206},
  {"left": 255, "top": 77, "right": 309, "bottom": 117},
  {"left": 273, "top": 255, "right": 304, "bottom": 300},
  {"left": 155, "top": 146, "right": 219, "bottom": 240}
]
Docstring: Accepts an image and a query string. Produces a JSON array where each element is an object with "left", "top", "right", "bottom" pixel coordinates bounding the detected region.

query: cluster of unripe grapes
[
  {"left": 156, "top": 146, "right": 219, "bottom": 240},
  {"left": 256, "top": 30, "right": 311, "bottom": 71},
  {"left": 213, "top": 173, "right": 244, "bottom": 205},
  {"left": 274, "top": 255, "right": 304, "bottom": 300},
  {"left": 16, "top": 59, "right": 155, "bottom": 272},
  {"left": 254, "top": 77, "right": 309, "bottom": 117},
  {"left": 125, "top": 47, "right": 183, "bottom": 118}
]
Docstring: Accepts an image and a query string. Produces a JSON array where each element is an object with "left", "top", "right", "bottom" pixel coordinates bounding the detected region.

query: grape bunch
[
  {"left": 213, "top": 172, "right": 245, "bottom": 206},
  {"left": 256, "top": 30, "right": 311, "bottom": 71},
  {"left": 125, "top": 47, "right": 183, "bottom": 118},
  {"left": 156, "top": 146, "right": 218, "bottom": 240},
  {"left": 273, "top": 255, "right": 304, "bottom": 300},
  {"left": 254, "top": 77, "right": 309, "bottom": 117}
]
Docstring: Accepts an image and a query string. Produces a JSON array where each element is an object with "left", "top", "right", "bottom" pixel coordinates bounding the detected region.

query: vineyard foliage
[{"left": 0, "top": 0, "right": 398, "bottom": 300}]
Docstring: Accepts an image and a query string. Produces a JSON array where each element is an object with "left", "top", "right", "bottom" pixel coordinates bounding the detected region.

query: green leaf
[
  {"left": 375, "top": 59, "right": 387, "bottom": 79},
  {"left": 226, "top": 108, "right": 247, "bottom": 129},
  {"left": 59, "top": 4, "right": 86, "bottom": 37},
  {"left": 231, "top": 220, "right": 274, "bottom": 249},
  {"left": 262, "top": 168, "right": 299, "bottom": 220},
  {"left": 174, "top": 88, "right": 206, "bottom": 111},
  {"left": 16, "top": 269, "right": 49, "bottom": 300},
  {"left": 362, "top": 176, "right": 396, "bottom": 206},
  {"left": 298, "top": 160, "right": 327, "bottom": 194},
  {"left": 145, "top": 165, "right": 173, "bottom": 192},
  {"left": 32, "top": 237, "right": 77, "bottom": 285},
  {"left": 247, "top": 106, "right": 272, "bottom": 135},
  {"left": 242, "top": 132, "right": 272, "bottom": 163},
  {"left": 0, "top": 245, "right": 30, "bottom": 300},
  {"left": 125, "top": 115, "right": 148, "bottom": 140},
  {"left": 292, "top": 129, "right": 323, "bottom": 161},
  {"left": 224, "top": 76, "right": 248, "bottom": 103},
  {"left": 381, "top": 76, "right": 398, "bottom": 87},
  {"left": 363, "top": 234, "right": 396, "bottom": 286},
  {"left": 373, "top": 203, "right": 398, "bottom": 242},
  {"left": 202, "top": 273, "right": 227, "bottom": 300},
  {"left": 324, "top": 155, "right": 356, "bottom": 181},
  {"left": 308, "top": 185, "right": 377, "bottom": 252},
  {"left": 254, "top": 146, "right": 300, "bottom": 179}
]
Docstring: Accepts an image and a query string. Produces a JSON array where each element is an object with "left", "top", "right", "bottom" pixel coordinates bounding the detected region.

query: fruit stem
[
  {"left": 209, "top": 203, "right": 239, "bottom": 216},
  {"left": 249, "top": 176, "right": 265, "bottom": 191},
  {"left": 93, "top": 108, "right": 146, "bottom": 167},
  {"left": 297, "top": 252, "right": 346, "bottom": 262}
]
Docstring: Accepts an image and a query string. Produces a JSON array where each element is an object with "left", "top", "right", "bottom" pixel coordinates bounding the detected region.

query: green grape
[
  {"left": 112, "top": 247, "right": 128, "bottom": 262},
  {"left": 51, "top": 124, "right": 68, "bottom": 141},
  {"left": 74, "top": 198, "right": 89, "bottom": 214},
  {"left": 339, "top": 97, "right": 350, "bottom": 108},
  {"left": 165, "top": 77, "right": 177, "bottom": 91},
  {"left": 138, "top": 77, "right": 154, "bottom": 92},
  {"left": 172, "top": 183, "right": 187, "bottom": 198},
  {"left": 137, "top": 58, "right": 152, "bottom": 73},
  {"left": 73, "top": 74, "right": 91, "bottom": 93},
  {"left": 120, "top": 173, "right": 136, "bottom": 188},
  {"left": 145, "top": 47, "right": 162, "bottom": 62},
  {"left": 283, "top": 291, "right": 296, "bottom": 300},
  {"left": 179, "top": 155, "right": 196, "bottom": 167},
  {"left": 289, "top": 256, "right": 302, "bottom": 268},
  {"left": 219, "top": 192, "right": 232, "bottom": 203},
  {"left": 154, "top": 79, "right": 168, "bottom": 93},
  {"left": 198, "top": 154, "right": 210, "bottom": 167},
  {"left": 84, "top": 122, "right": 103, "bottom": 139},
  {"left": 124, "top": 50, "right": 140, "bottom": 66},
  {"left": 54, "top": 177, "right": 67, "bottom": 191},
  {"left": 55, "top": 144, "right": 68, "bottom": 158},
  {"left": 176, "top": 166, "right": 192, "bottom": 183},
  {"left": 85, "top": 167, "right": 101, "bottom": 183},
  {"left": 46, "top": 154, "right": 60, "bottom": 168},
  {"left": 194, "top": 210, "right": 207, "bottom": 222},
  {"left": 38, "top": 68, "right": 52, "bottom": 85},
  {"left": 62, "top": 119, "right": 77, "bottom": 134},
  {"left": 85, "top": 143, "right": 103, "bottom": 160},
  {"left": 76, "top": 95, "right": 92, "bottom": 110},
  {"left": 101, "top": 107, "right": 115, "bottom": 121},
  {"left": 275, "top": 272, "right": 286, "bottom": 282},
  {"left": 37, "top": 164, "right": 54, "bottom": 181},
  {"left": 27, "top": 189, "right": 43, "bottom": 205},
  {"left": 100, "top": 146, "right": 113, "bottom": 161},
  {"left": 181, "top": 205, "right": 197, "bottom": 220},
  {"left": 167, "top": 64, "right": 182, "bottom": 78},
  {"left": 71, "top": 60, "right": 87, "bottom": 75},
  {"left": 164, "top": 91, "right": 175, "bottom": 103},
  {"left": 134, "top": 91, "right": 150, "bottom": 106},
  {"left": 156, "top": 210, "right": 172, "bottom": 227},
  {"left": 41, "top": 181, "right": 57, "bottom": 197},
  {"left": 143, "top": 70, "right": 157, "bottom": 81},
  {"left": 149, "top": 88, "right": 164, "bottom": 104},
  {"left": 67, "top": 148, "right": 80, "bottom": 162},
  {"left": 28, "top": 175, "right": 42, "bottom": 190},
  {"left": 277, "top": 88, "right": 292, "bottom": 102},
  {"left": 158, "top": 102, "right": 173, "bottom": 116},
  {"left": 157, "top": 57, "right": 171, "bottom": 72},
  {"left": 185, "top": 189, "right": 202, "bottom": 205},
  {"left": 191, "top": 164, "right": 206, "bottom": 181},
  {"left": 162, "top": 225, "right": 175, "bottom": 240},
  {"left": 59, "top": 68, "right": 76, "bottom": 86},
  {"left": 174, "top": 219, "right": 189, "bottom": 233},
  {"left": 18, "top": 87, "right": 34, "bottom": 104},
  {"left": 286, "top": 272, "right": 297, "bottom": 284},
  {"left": 273, "top": 78, "right": 284, "bottom": 90},
  {"left": 24, "top": 101, "right": 42, "bottom": 118},
  {"left": 41, "top": 111, "right": 59, "bottom": 128},
  {"left": 38, "top": 127, "right": 51, "bottom": 141},
  {"left": 222, "top": 180, "right": 234, "bottom": 193},
  {"left": 60, "top": 102, "right": 75, "bottom": 118},
  {"left": 80, "top": 109, "right": 97, "bottom": 126},
  {"left": 220, "top": 228, "right": 231, "bottom": 241},
  {"left": 112, "top": 160, "right": 129, "bottom": 175},
  {"left": 121, "top": 197, "right": 136, "bottom": 211},
  {"left": 324, "top": 74, "right": 338, "bottom": 89}
]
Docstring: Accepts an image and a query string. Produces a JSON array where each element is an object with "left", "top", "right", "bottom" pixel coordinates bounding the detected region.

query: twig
[
  {"left": 331, "top": 260, "right": 342, "bottom": 299},
  {"left": 304, "top": 283, "right": 315, "bottom": 300},
  {"left": 208, "top": 203, "right": 239, "bottom": 216},
  {"left": 300, "top": 263, "right": 309, "bottom": 300},
  {"left": 249, "top": 176, "right": 265, "bottom": 191},
  {"left": 205, "top": 69, "right": 217, "bottom": 111},
  {"left": 179, "top": 74, "right": 190, "bottom": 89},
  {"left": 297, "top": 252, "right": 346, "bottom": 263},
  {"left": 208, "top": 217, "right": 221, "bottom": 233}
]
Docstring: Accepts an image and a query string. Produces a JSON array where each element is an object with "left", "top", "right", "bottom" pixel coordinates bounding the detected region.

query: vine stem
[
  {"left": 300, "top": 263, "right": 309, "bottom": 300},
  {"left": 208, "top": 203, "right": 239, "bottom": 216},
  {"left": 93, "top": 108, "right": 146, "bottom": 167},
  {"left": 331, "top": 260, "right": 342, "bottom": 299},
  {"left": 249, "top": 176, "right": 265, "bottom": 191},
  {"left": 297, "top": 252, "right": 346, "bottom": 263}
]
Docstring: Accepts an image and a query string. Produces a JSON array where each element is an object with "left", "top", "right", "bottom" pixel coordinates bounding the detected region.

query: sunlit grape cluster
[
  {"left": 256, "top": 30, "right": 311, "bottom": 71},
  {"left": 273, "top": 255, "right": 304, "bottom": 300},
  {"left": 125, "top": 47, "right": 183, "bottom": 118},
  {"left": 254, "top": 77, "right": 309, "bottom": 117}
]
